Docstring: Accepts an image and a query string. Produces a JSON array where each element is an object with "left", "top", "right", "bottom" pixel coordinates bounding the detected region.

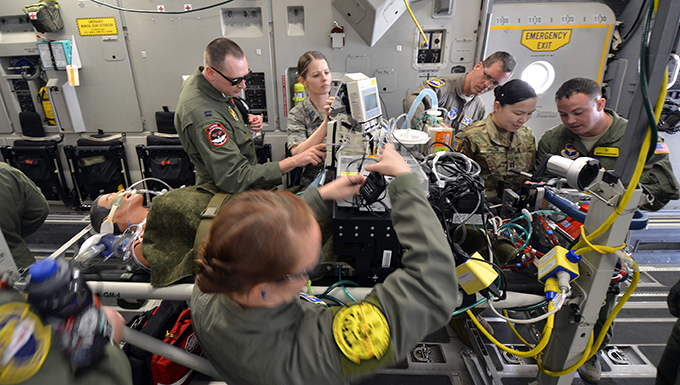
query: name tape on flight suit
[
  {"left": 593, "top": 147, "right": 619, "bottom": 157},
  {"left": 333, "top": 302, "right": 390, "bottom": 364},
  {"left": 206, "top": 123, "right": 228, "bottom": 147}
]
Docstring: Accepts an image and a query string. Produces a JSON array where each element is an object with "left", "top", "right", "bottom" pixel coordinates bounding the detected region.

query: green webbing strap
[{"left": 193, "top": 191, "right": 231, "bottom": 253}]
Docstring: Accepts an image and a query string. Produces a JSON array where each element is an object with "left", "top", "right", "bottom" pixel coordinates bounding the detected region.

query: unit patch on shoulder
[
  {"left": 655, "top": 142, "right": 670, "bottom": 154},
  {"left": 560, "top": 144, "right": 580, "bottom": 160},
  {"left": 426, "top": 78, "right": 445, "bottom": 88},
  {"left": 461, "top": 115, "right": 472, "bottom": 126},
  {"left": 228, "top": 106, "right": 239, "bottom": 121},
  {"left": 593, "top": 146, "right": 620, "bottom": 157},
  {"left": 0, "top": 302, "right": 51, "bottom": 384},
  {"left": 448, "top": 107, "right": 458, "bottom": 120},
  {"left": 332, "top": 302, "right": 390, "bottom": 364},
  {"left": 452, "top": 139, "right": 461, "bottom": 151},
  {"left": 205, "top": 123, "right": 228, "bottom": 147}
]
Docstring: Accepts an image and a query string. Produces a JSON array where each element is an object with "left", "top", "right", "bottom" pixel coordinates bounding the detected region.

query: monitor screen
[{"left": 364, "top": 92, "right": 378, "bottom": 112}]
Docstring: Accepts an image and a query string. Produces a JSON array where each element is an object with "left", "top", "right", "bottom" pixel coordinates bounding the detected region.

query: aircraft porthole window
[{"left": 521, "top": 60, "right": 555, "bottom": 94}]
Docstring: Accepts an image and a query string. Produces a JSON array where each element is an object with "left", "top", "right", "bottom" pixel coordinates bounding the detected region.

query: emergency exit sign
[
  {"left": 520, "top": 29, "right": 571, "bottom": 52},
  {"left": 76, "top": 17, "right": 118, "bottom": 36}
]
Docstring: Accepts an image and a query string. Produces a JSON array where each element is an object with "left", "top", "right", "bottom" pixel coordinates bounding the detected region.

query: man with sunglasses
[
  {"left": 403, "top": 51, "right": 516, "bottom": 132},
  {"left": 175, "top": 38, "right": 326, "bottom": 194}
]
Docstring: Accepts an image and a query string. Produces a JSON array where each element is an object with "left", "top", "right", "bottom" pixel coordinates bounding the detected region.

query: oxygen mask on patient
[{"left": 73, "top": 222, "right": 147, "bottom": 272}]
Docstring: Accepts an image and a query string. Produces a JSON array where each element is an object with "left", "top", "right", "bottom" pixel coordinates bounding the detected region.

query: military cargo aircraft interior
[{"left": 1, "top": 0, "right": 680, "bottom": 384}]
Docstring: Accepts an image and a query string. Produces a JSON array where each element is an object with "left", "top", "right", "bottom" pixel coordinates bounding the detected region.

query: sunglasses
[{"left": 211, "top": 66, "right": 252, "bottom": 86}]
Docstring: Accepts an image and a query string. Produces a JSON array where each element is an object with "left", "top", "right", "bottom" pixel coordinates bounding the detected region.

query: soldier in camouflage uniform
[
  {"left": 454, "top": 79, "right": 537, "bottom": 203},
  {"left": 403, "top": 51, "right": 516, "bottom": 132},
  {"left": 287, "top": 51, "right": 334, "bottom": 186}
]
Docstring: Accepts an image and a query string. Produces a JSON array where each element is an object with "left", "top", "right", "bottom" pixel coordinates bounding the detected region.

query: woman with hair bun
[
  {"left": 287, "top": 51, "right": 334, "bottom": 185},
  {"left": 453, "top": 79, "right": 538, "bottom": 202}
]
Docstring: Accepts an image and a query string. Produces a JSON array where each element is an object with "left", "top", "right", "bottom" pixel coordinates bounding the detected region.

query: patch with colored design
[
  {"left": 452, "top": 139, "right": 461, "bottom": 151},
  {"left": 461, "top": 115, "right": 472, "bottom": 126},
  {"left": 426, "top": 78, "right": 445, "bottom": 88},
  {"left": 448, "top": 107, "right": 458, "bottom": 120},
  {"left": 228, "top": 106, "right": 239, "bottom": 121},
  {"left": 205, "top": 123, "right": 228, "bottom": 147},
  {"left": 0, "top": 302, "right": 51, "bottom": 384},
  {"left": 655, "top": 142, "right": 670, "bottom": 154},
  {"left": 560, "top": 144, "right": 580, "bottom": 159},
  {"left": 593, "top": 147, "right": 619, "bottom": 157},
  {"left": 333, "top": 302, "right": 390, "bottom": 364}
]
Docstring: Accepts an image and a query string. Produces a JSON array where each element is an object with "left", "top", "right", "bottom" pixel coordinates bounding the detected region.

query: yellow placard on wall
[
  {"left": 520, "top": 29, "right": 571, "bottom": 52},
  {"left": 76, "top": 17, "right": 118, "bottom": 36}
]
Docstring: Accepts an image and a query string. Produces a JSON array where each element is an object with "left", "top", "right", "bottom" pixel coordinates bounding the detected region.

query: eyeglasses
[
  {"left": 275, "top": 251, "right": 322, "bottom": 283},
  {"left": 482, "top": 66, "right": 502, "bottom": 87},
  {"left": 211, "top": 66, "right": 252, "bottom": 86}
]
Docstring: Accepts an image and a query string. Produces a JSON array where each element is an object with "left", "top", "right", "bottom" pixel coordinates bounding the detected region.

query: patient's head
[{"left": 91, "top": 191, "right": 149, "bottom": 233}]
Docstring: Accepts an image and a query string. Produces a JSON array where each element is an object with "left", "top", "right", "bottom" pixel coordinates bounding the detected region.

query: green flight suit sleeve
[
  {"left": 639, "top": 143, "right": 680, "bottom": 211},
  {"left": 17, "top": 168, "right": 49, "bottom": 238},
  {"left": 368, "top": 173, "right": 459, "bottom": 362},
  {"left": 187, "top": 119, "right": 282, "bottom": 193}
]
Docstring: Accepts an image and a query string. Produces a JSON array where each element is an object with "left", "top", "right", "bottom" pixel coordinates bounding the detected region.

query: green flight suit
[
  {"left": 0, "top": 162, "right": 49, "bottom": 268},
  {"left": 0, "top": 289, "right": 132, "bottom": 385},
  {"left": 403, "top": 74, "right": 486, "bottom": 132},
  {"left": 455, "top": 114, "right": 536, "bottom": 202},
  {"left": 287, "top": 97, "right": 324, "bottom": 185},
  {"left": 536, "top": 108, "right": 680, "bottom": 211},
  {"left": 175, "top": 66, "right": 282, "bottom": 194},
  {"left": 191, "top": 173, "right": 459, "bottom": 385}
]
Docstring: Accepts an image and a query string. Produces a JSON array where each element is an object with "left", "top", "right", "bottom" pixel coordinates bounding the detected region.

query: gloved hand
[{"left": 667, "top": 278, "right": 680, "bottom": 317}]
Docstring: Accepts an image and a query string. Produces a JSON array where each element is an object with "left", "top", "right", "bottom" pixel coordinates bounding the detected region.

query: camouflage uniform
[
  {"left": 403, "top": 74, "right": 486, "bottom": 132},
  {"left": 287, "top": 97, "right": 324, "bottom": 185},
  {"left": 536, "top": 108, "right": 680, "bottom": 211},
  {"left": 454, "top": 114, "right": 536, "bottom": 203}
]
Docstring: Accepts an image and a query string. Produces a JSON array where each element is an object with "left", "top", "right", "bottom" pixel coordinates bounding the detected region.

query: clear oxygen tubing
[
  {"left": 402, "top": 88, "right": 439, "bottom": 129},
  {"left": 466, "top": 301, "right": 556, "bottom": 358}
]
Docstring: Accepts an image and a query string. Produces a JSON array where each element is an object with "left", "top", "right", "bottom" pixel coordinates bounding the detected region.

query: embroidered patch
[
  {"left": 228, "top": 106, "right": 239, "bottom": 121},
  {"left": 560, "top": 144, "right": 580, "bottom": 160},
  {"left": 205, "top": 123, "right": 228, "bottom": 147},
  {"left": 448, "top": 107, "right": 458, "bottom": 120},
  {"left": 452, "top": 139, "right": 461, "bottom": 151},
  {"left": 655, "top": 142, "right": 670, "bottom": 154},
  {"left": 333, "top": 302, "right": 390, "bottom": 364},
  {"left": 426, "top": 78, "right": 445, "bottom": 88},
  {"left": 593, "top": 147, "right": 620, "bottom": 157},
  {"left": 461, "top": 115, "right": 472, "bottom": 126},
  {"left": 0, "top": 302, "right": 52, "bottom": 384},
  {"left": 299, "top": 292, "right": 326, "bottom": 306},
  {"left": 204, "top": 111, "right": 212, "bottom": 117}
]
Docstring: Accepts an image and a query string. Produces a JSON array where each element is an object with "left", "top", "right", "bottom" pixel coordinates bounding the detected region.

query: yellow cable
[
  {"left": 588, "top": 260, "right": 640, "bottom": 358},
  {"left": 466, "top": 303, "right": 554, "bottom": 358},
  {"left": 503, "top": 309, "right": 534, "bottom": 349},
  {"left": 403, "top": 0, "right": 429, "bottom": 48},
  {"left": 536, "top": 259, "right": 640, "bottom": 376},
  {"left": 537, "top": 332, "right": 594, "bottom": 376},
  {"left": 575, "top": 227, "right": 625, "bottom": 255}
]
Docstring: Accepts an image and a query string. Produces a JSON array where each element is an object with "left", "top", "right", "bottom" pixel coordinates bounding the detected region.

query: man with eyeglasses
[
  {"left": 175, "top": 38, "right": 326, "bottom": 194},
  {"left": 403, "top": 51, "right": 516, "bottom": 132}
]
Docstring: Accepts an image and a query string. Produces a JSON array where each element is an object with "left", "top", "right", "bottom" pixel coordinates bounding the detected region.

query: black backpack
[{"left": 122, "top": 300, "right": 191, "bottom": 385}]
